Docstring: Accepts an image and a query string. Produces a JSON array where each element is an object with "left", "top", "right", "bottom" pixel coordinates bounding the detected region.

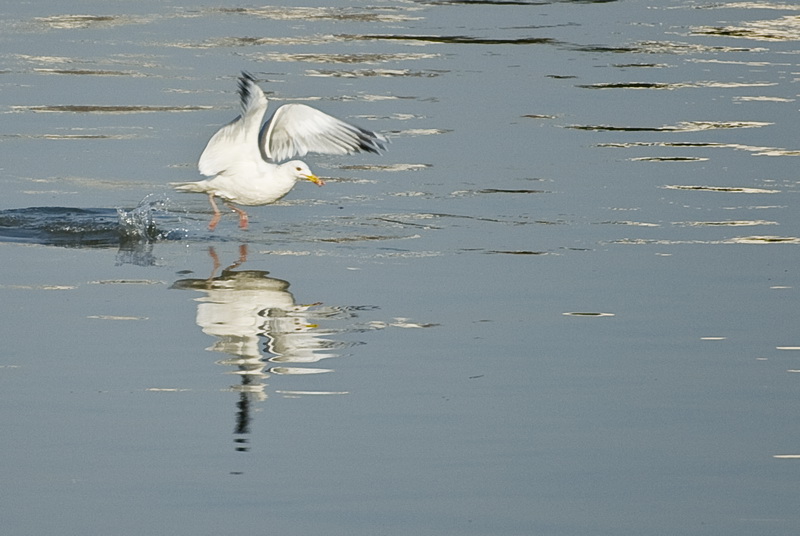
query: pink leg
[
  {"left": 208, "top": 194, "right": 222, "bottom": 231},
  {"left": 225, "top": 202, "right": 249, "bottom": 230}
]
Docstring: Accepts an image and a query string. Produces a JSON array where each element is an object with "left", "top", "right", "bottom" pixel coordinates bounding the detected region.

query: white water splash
[{"left": 116, "top": 194, "right": 187, "bottom": 242}]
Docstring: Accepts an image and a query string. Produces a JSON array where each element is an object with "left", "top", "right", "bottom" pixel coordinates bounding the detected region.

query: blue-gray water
[{"left": 2, "top": 1, "right": 800, "bottom": 535}]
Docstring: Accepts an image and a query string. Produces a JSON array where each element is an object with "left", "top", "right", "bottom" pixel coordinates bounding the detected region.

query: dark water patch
[
  {"left": 578, "top": 80, "right": 775, "bottom": 90},
  {"left": 567, "top": 124, "right": 675, "bottom": 132},
  {"left": 569, "top": 45, "right": 639, "bottom": 53},
  {"left": 613, "top": 63, "right": 670, "bottom": 68},
  {"left": 522, "top": 114, "right": 558, "bottom": 119},
  {"left": 374, "top": 211, "right": 532, "bottom": 228},
  {"left": 630, "top": 156, "right": 707, "bottom": 162},
  {"left": 485, "top": 249, "right": 551, "bottom": 255},
  {"left": 0, "top": 202, "right": 184, "bottom": 249},
  {"left": 314, "top": 234, "right": 418, "bottom": 243},
  {"left": 692, "top": 18, "right": 800, "bottom": 42},
  {"left": 563, "top": 312, "right": 615, "bottom": 317},
  {"left": 599, "top": 40, "right": 761, "bottom": 55},
  {"left": 345, "top": 34, "right": 559, "bottom": 46},
  {"left": 430, "top": 212, "right": 558, "bottom": 226},
  {"left": 477, "top": 188, "right": 548, "bottom": 194},
  {"left": 451, "top": 187, "right": 552, "bottom": 198},
  {"left": 577, "top": 82, "right": 674, "bottom": 90},
  {"left": 37, "top": 15, "right": 112, "bottom": 23},
  {"left": 373, "top": 216, "right": 443, "bottom": 230},
  {"left": 694, "top": 27, "right": 781, "bottom": 40},
  {"left": 0, "top": 207, "right": 123, "bottom": 247},
  {"left": 728, "top": 236, "right": 800, "bottom": 244},
  {"left": 676, "top": 220, "right": 778, "bottom": 227},
  {"left": 570, "top": 125, "right": 647, "bottom": 132}
]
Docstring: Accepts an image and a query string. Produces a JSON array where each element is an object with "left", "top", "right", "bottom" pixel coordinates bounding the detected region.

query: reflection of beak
[{"left": 305, "top": 174, "right": 325, "bottom": 186}]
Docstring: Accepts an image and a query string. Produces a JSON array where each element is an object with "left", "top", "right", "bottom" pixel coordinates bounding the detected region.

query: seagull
[{"left": 172, "top": 72, "right": 387, "bottom": 230}]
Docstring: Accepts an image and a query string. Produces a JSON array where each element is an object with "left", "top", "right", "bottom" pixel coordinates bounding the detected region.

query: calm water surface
[{"left": 2, "top": 1, "right": 799, "bottom": 535}]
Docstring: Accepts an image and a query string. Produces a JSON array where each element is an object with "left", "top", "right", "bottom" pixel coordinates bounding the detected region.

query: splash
[{"left": 116, "top": 194, "right": 186, "bottom": 243}]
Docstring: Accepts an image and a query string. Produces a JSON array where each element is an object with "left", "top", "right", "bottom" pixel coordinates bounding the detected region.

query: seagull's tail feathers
[{"left": 170, "top": 181, "right": 210, "bottom": 194}]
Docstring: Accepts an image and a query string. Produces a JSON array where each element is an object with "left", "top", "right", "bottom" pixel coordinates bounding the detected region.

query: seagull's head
[{"left": 284, "top": 160, "right": 324, "bottom": 187}]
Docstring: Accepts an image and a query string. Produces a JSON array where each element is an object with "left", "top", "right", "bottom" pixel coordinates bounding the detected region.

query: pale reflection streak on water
[
  {"left": 169, "top": 244, "right": 437, "bottom": 451},
  {"left": 172, "top": 245, "right": 342, "bottom": 452}
]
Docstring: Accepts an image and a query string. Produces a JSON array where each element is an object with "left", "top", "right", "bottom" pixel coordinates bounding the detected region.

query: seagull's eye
[{"left": 295, "top": 167, "right": 302, "bottom": 171}]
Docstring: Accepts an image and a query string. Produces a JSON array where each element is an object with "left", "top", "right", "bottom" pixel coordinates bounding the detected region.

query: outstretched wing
[
  {"left": 198, "top": 72, "right": 267, "bottom": 177},
  {"left": 260, "top": 103, "right": 388, "bottom": 163}
]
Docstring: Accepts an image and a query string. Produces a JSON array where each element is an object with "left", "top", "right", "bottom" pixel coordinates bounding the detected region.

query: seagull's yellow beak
[{"left": 305, "top": 174, "right": 325, "bottom": 186}]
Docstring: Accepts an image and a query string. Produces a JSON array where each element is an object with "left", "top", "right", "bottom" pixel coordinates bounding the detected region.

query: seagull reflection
[{"left": 171, "top": 244, "right": 341, "bottom": 452}]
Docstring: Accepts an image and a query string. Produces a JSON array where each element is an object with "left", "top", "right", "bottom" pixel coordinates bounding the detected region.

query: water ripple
[
  {"left": 215, "top": 6, "right": 423, "bottom": 23},
  {"left": 662, "top": 185, "right": 781, "bottom": 193},
  {"left": 347, "top": 33, "right": 559, "bottom": 45},
  {"left": 577, "top": 81, "right": 777, "bottom": 90},
  {"left": 567, "top": 121, "right": 772, "bottom": 132},
  {"left": 31, "top": 14, "right": 156, "bottom": 30},
  {"left": 13, "top": 105, "right": 212, "bottom": 114},
  {"left": 250, "top": 52, "right": 439, "bottom": 64},
  {"left": 693, "top": 15, "right": 800, "bottom": 41},
  {"left": 305, "top": 68, "right": 446, "bottom": 78}
]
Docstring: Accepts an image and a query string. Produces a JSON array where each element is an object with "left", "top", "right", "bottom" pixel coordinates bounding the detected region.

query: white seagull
[{"left": 172, "top": 72, "right": 387, "bottom": 230}]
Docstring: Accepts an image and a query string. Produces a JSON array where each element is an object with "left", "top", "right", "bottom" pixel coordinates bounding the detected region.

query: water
[{"left": 2, "top": 1, "right": 800, "bottom": 534}]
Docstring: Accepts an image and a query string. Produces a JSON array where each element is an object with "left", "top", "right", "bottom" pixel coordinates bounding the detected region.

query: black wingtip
[
  {"left": 239, "top": 71, "right": 257, "bottom": 91},
  {"left": 237, "top": 71, "right": 259, "bottom": 111},
  {"left": 356, "top": 127, "right": 389, "bottom": 154}
]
